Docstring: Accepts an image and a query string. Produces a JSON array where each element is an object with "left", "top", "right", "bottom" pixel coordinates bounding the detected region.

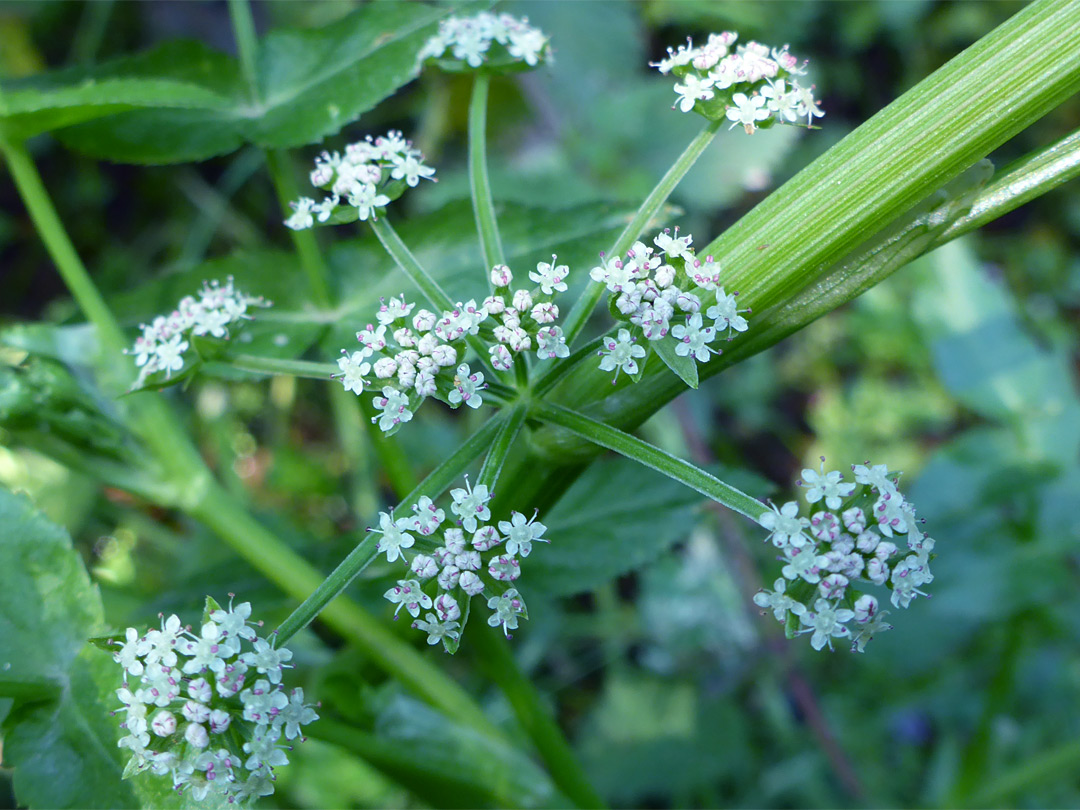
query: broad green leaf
[
  {"left": 247, "top": 3, "right": 450, "bottom": 148},
  {"left": 527, "top": 458, "right": 702, "bottom": 596},
  {"left": 0, "top": 487, "right": 176, "bottom": 809},
  {"left": 652, "top": 335, "right": 699, "bottom": 389}
]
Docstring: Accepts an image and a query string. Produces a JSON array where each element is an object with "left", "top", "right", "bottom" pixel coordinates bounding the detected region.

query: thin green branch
[
  {"left": 532, "top": 337, "right": 603, "bottom": 396},
  {"left": 561, "top": 118, "right": 722, "bottom": 347},
  {"left": 476, "top": 402, "right": 526, "bottom": 490},
  {"left": 370, "top": 214, "right": 455, "bottom": 312},
  {"left": 275, "top": 416, "right": 504, "bottom": 645},
  {"left": 227, "top": 0, "right": 260, "bottom": 102},
  {"left": 938, "top": 127, "right": 1080, "bottom": 242},
  {"left": 469, "top": 72, "right": 505, "bottom": 275},
  {"left": 228, "top": 353, "right": 337, "bottom": 379},
  {"left": 531, "top": 401, "right": 764, "bottom": 522}
]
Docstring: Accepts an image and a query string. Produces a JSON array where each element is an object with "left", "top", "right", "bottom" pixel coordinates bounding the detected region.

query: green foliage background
[{"left": 1, "top": 1, "right": 1079, "bottom": 808}]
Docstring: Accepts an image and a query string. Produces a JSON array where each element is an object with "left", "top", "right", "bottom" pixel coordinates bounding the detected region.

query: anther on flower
[
  {"left": 110, "top": 597, "right": 317, "bottom": 801},
  {"left": 650, "top": 32, "right": 823, "bottom": 131},
  {"left": 752, "top": 460, "right": 936, "bottom": 653},
  {"left": 418, "top": 11, "right": 551, "bottom": 72},
  {"left": 374, "top": 479, "right": 548, "bottom": 653},
  {"left": 124, "top": 278, "right": 268, "bottom": 389},
  {"left": 284, "top": 131, "right": 435, "bottom": 231}
]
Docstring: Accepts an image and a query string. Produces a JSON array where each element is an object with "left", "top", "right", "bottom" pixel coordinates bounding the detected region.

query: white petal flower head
[
  {"left": 705, "top": 287, "right": 750, "bottom": 336},
  {"left": 852, "top": 462, "right": 897, "bottom": 494},
  {"left": 240, "top": 638, "right": 293, "bottom": 685},
  {"left": 759, "top": 501, "right": 810, "bottom": 549},
  {"left": 726, "top": 92, "right": 769, "bottom": 134},
  {"left": 752, "top": 578, "right": 807, "bottom": 622},
  {"left": 671, "top": 313, "right": 717, "bottom": 363},
  {"left": 277, "top": 688, "right": 319, "bottom": 741},
  {"left": 487, "top": 588, "right": 526, "bottom": 637},
  {"left": 371, "top": 386, "right": 413, "bottom": 432},
  {"left": 674, "top": 73, "right": 715, "bottom": 113},
  {"left": 653, "top": 227, "right": 694, "bottom": 260},
  {"left": 782, "top": 545, "right": 826, "bottom": 584},
  {"left": 800, "top": 462, "right": 856, "bottom": 510},
  {"left": 598, "top": 328, "right": 647, "bottom": 381},
  {"left": 284, "top": 197, "right": 315, "bottom": 231},
  {"left": 800, "top": 598, "right": 855, "bottom": 651},
  {"left": 412, "top": 613, "right": 461, "bottom": 647},
  {"left": 372, "top": 511, "right": 416, "bottom": 563},
  {"left": 448, "top": 363, "right": 486, "bottom": 410},
  {"left": 449, "top": 477, "right": 492, "bottom": 533},
  {"left": 336, "top": 350, "right": 371, "bottom": 395},
  {"left": 384, "top": 579, "right": 433, "bottom": 619},
  {"left": 498, "top": 511, "right": 549, "bottom": 557},
  {"left": 529, "top": 254, "right": 570, "bottom": 295},
  {"left": 535, "top": 326, "right": 570, "bottom": 360}
]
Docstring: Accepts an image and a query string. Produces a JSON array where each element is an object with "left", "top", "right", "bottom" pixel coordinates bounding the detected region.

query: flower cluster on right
[
  {"left": 591, "top": 227, "right": 749, "bottom": 382},
  {"left": 652, "top": 32, "right": 823, "bottom": 132},
  {"left": 753, "top": 461, "right": 935, "bottom": 652}
]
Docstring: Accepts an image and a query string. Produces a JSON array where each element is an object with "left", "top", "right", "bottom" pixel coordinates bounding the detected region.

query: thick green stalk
[
  {"left": 468, "top": 72, "right": 505, "bottom": 274},
  {"left": 531, "top": 401, "right": 764, "bottom": 522},
  {"left": 275, "top": 416, "right": 504, "bottom": 644},
  {"left": 561, "top": 118, "right": 722, "bottom": 347}
]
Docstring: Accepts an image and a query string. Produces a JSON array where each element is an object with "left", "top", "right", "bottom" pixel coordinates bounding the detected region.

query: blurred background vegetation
[{"left": 2, "top": 1, "right": 1079, "bottom": 807}]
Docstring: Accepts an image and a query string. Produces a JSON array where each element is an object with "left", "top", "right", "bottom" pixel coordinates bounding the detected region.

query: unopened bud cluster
[
  {"left": 418, "top": 11, "right": 550, "bottom": 70},
  {"left": 590, "top": 228, "right": 749, "bottom": 382},
  {"left": 285, "top": 131, "right": 435, "bottom": 231},
  {"left": 111, "top": 598, "right": 317, "bottom": 802},
  {"left": 753, "top": 461, "right": 935, "bottom": 652},
  {"left": 334, "top": 257, "right": 572, "bottom": 433},
  {"left": 125, "top": 278, "right": 267, "bottom": 389},
  {"left": 652, "top": 32, "right": 823, "bottom": 132},
  {"left": 373, "top": 476, "right": 548, "bottom": 653}
]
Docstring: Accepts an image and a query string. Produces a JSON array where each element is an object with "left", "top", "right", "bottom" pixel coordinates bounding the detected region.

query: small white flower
[
  {"left": 705, "top": 287, "right": 749, "bottom": 336},
  {"left": 490, "top": 264, "right": 513, "bottom": 287},
  {"left": 752, "top": 578, "right": 807, "bottom": 622},
  {"left": 671, "top": 313, "right": 717, "bottom": 363},
  {"left": 384, "top": 579, "right": 433, "bottom": 619},
  {"left": 535, "top": 325, "right": 569, "bottom": 360},
  {"left": 488, "top": 554, "right": 521, "bottom": 581},
  {"left": 760, "top": 501, "right": 811, "bottom": 548},
  {"left": 372, "top": 511, "right": 415, "bottom": 562},
  {"left": 411, "top": 613, "right": 460, "bottom": 646},
  {"left": 529, "top": 254, "right": 569, "bottom": 295},
  {"left": 487, "top": 589, "right": 526, "bottom": 637},
  {"left": 799, "top": 598, "right": 855, "bottom": 651},
  {"left": 371, "top": 386, "right": 413, "bottom": 432},
  {"left": 348, "top": 182, "right": 391, "bottom": 221},
  {"left": 240, "top": 638, "right": 293, "bottom": 685},
  {"left": 801, "top": 462, "right": 856, "bottom": 510},
  {"left": 726, "top": 92, "right": 769, "bottom": 134},
  {"left": 150, "top": 710, "right": 177, "bottom": 737},
  {"left": 284, "top": 197, "right": 315, "bottom": 231},
  {"left": 673, "top": 73, "right": 715, "bottom": 113},
  {"left": 498, "top": 511, "right": 548, "bottom": 557},
  {"left": 448, "top": 363, "right": 486, "bottom": 410},
  {"left": 598, "top": 328, "right": 647, "bottom": 381},
  {"left": 450, "top": 477, "right": 491, "bottom": 533}
]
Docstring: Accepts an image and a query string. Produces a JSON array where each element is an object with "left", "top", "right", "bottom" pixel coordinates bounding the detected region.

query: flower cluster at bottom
[
  {"left": 373, "top": 477, "right": 549, "bottom": 653},
  {"left": 111, "top": 598, "right": 317, "bottom": 802},
  {"left": 753, "top": 460, "right": 935, "bottom": 652}
]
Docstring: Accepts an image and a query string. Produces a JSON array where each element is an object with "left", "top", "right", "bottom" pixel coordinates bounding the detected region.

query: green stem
[
  {"left": 561, "top": 118, "right": 722, "bottom": 347},
  {"left": 532, "top": 337, "right": 603, "bottom": 396},
  {"left": 227, "top": 0, "right": 260, "bottom": 101},
  {"left": 938, "top": 127, "right": 1080, "bottom": 242},
  {"left": 275, "top": 416, "right": 504, "bottom": 644},
  {"left": 229, "top": 353, "right": 337, "bottom": 379},
  {"left": 531, "top": 401, "right": 764, "bottom": 522},
  {"left": 471, "top": 625, "right": 608, "bottom": 809},
  {"left": 370, "top": 214, "right": 455, "bottom": 312},
  {"left": 476, "top": 402, "right": 526, "bottom": 490},
  {"left": 469, "top": 72, "right": 505, "bottom": 274}
]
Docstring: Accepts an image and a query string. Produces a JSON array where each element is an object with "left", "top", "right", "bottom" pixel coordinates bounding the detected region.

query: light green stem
[
  {"left": 531, "top": 401, "right": 764, "bottom": 521},
  {"left": 275, "top": 416, "right": 504, "bottom": 644},
  {"left": 469, "top": 72, "right": 505, "bottom": 274},
  {"left": 561, "top": 118, "right": 722, "bottom": 347},
  {"left": 476, "top": 402, "right": 526, "bottom": 490},
  {"left": 227, "top": 0, "right": 260, "bottom": 100},
  {"left": 229, "top": 353, "right": 337, "bottom": 379}
]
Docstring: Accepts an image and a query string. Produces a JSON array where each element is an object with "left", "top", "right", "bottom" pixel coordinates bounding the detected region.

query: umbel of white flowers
[
  {"left": 284, "top": 130, "right": 436, "bottom": 231},
  {"left": 373, "top": 476, "right": 549, "bottom": 653},
  {"left": 753, "top": 460, "right": 936, "bottom": 652},
  {"left": 417, "top": 11, "right": 551, "bottom": 69},
  {"left": 111, "top": 598, "right": 318, "bottom": 802},
  {"left": 124, "top": 278, "right": 267, "bottom": 389},
  {"left": 652, "top": 32, "right": 824, "bottom": 132},
  {"left": 333, "top": 258, "right": 572, "bottom": 433}
]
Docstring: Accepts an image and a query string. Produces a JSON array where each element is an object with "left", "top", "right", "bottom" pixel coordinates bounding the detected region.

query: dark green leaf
[
  {"left": 527, "top": 458, "right": 702, "bottom": 596},
  {"left": 652, "top": 335, "right": 699, "bottom": 389}
]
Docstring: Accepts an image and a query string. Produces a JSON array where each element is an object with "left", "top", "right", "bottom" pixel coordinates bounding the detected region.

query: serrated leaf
[
  {"left": 247, "top": 3, "right": 449, "bottom": 148},
  {"left": 526, "top": 458, "right": 701, "bottom": 596},
  {"left": 0, "top": 487, "right": 178, "bottom": 809},
  {"left": 652, "top": 336, "right": 699, "bottom": 389}
]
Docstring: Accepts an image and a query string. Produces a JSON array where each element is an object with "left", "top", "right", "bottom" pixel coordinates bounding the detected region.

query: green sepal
[{"left": 653, "top": 335, "right": 699, "bottom": 389}]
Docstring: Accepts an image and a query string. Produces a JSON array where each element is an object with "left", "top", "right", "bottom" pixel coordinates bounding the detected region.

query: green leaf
[
  {"left": 0, "top": 487, "right": 177, "bottom": 809},
  {"left": 247, "top": 3, "right": 449, "bottom": 148},
  {"left": 652, "top": 336, "right": 699, "bottom": 389},
  {"left": 526, "top": 458, "right": 702, "bottom": 596}
]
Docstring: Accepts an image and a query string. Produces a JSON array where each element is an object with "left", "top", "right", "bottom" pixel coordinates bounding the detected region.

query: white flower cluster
[
  {"left": 111, "top": 598, "right": 318, "bottom": 802},
  {"left": 651, "top": 32, "right": 823, "bottom": 133},
  {"left": 753, "top": 461, "right": 936, "bottom": 653},
  {"left": 590, "top": 228, "right": 749, "bottom": 382},
  {"left": 373, "top": 477, "right": 548, "bottom": 653},
  {"left": 284, "top": 130, "right": 435, "bottom": 231},
  {"left": 418, "top": 11, "right": 550, "bottom": 69},
  {"left": 125, "top": 278, "right": 267, "bottom": 388},
  {"left": 335, "top": 258, "right": 572, "bottom": 433}
]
